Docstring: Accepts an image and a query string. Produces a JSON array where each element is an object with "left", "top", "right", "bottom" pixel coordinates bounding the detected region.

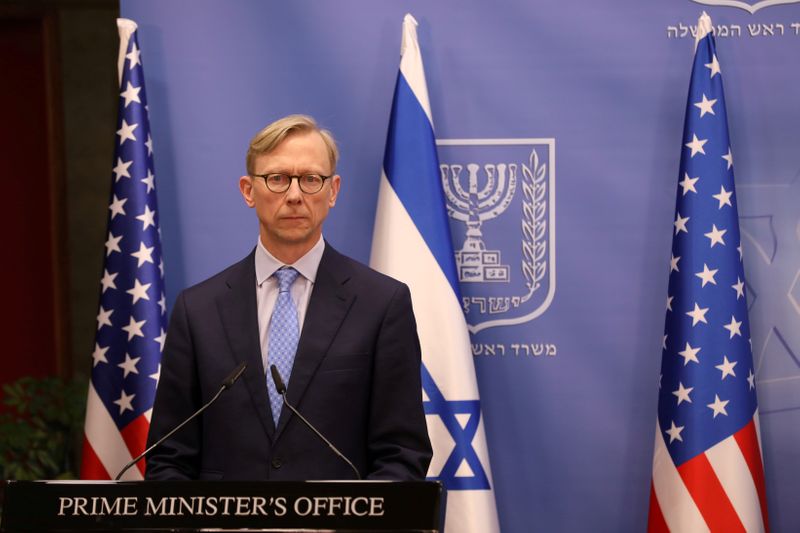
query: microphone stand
[
  {"left": 114, "top": 361, "right": 247, "bottom": 480},
  {"left": 270, "top": 365, "right": 361, "bottom": 480}
]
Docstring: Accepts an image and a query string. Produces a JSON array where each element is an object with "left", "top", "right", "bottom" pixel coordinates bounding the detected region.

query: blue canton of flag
[
  {"left": 370, "top": 14, "right": 500, "bottom": 533},
  {"left": 648, "top": 13, "right": 768, "bottom": 533},
  {"left": 81, "top": 19, "right": 166, "bottom": 481}
]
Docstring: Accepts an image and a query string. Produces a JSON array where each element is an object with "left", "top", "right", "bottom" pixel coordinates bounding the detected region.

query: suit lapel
[
  {"left": 275, "top": 244, "right": 354, "bottom": 437},
  {"left": 218, "top": 250, "right": 277, "bottom": 438}
]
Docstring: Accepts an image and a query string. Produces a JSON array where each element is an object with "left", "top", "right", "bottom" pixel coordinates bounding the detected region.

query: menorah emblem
[
  {"left": 437, "top": 139, "right": 555, "bottom": 333},
  {"left": 441, "top": 161, "right": 517, "bottom": 282}
]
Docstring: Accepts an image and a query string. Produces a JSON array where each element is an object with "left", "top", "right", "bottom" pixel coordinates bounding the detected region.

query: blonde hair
[{"left": 245, "top": 114, "right": 339, "bottom": 175}]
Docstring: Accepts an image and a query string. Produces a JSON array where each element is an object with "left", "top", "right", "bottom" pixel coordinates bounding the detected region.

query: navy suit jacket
[{"left": 145, "top": 244, "right": 432, "bottom": 481}]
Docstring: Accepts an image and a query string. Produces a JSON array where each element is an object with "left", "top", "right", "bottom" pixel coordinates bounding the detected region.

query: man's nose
[{"left": 284, "top": 179, "right": 303, "bottom": 202}]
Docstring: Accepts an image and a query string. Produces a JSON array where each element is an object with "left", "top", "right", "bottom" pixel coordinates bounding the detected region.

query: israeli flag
[{"left": 370, "top": 14, "right": 500, "bottom": 533}]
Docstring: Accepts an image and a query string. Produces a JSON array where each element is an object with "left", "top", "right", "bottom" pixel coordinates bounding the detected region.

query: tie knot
[{"left": 274, "top": 267, "right": 299, "bottom": 293}]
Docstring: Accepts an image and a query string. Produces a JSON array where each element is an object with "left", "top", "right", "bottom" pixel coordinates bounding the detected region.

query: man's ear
[
  {"left": 239, "top": 176, "right": 255, "bottom": 207},
  {"left": 328, "top": 174, "right": 341, "bottom": 208}
]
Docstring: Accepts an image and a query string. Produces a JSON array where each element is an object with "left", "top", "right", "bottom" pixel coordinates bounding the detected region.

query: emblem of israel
[{"left": 438, "top": 139, "right": 556, "bottom": 333}]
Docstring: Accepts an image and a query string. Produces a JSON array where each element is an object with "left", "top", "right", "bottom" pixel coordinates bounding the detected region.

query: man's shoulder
[
  {"left": 323, "top": 244, "right": 406, "bottom": 293},
  {"left": 179, "top": 250, "right": 255, "bottom": 300}
]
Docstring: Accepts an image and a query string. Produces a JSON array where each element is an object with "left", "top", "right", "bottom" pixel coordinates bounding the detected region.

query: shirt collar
[{"left": 255, "top": 236, "right": 325, "bottom": 286}]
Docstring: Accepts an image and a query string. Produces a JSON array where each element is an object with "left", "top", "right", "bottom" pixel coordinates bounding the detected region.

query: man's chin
[{"left": 273, "top": 230, "right": 315, "bottom": 246}]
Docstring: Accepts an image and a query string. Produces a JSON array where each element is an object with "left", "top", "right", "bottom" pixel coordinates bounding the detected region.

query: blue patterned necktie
[{"left": 266, "top": 267, "right": 300, "bottom": 426}]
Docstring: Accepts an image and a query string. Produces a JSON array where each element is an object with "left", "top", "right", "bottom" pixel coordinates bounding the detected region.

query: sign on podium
[{"left": 0, "top": 480, "right": 443, "bottom": 532}]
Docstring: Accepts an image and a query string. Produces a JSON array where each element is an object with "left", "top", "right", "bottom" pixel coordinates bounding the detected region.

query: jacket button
[{"left": 271, "top": 458, "right": 282, "bottom": 469}]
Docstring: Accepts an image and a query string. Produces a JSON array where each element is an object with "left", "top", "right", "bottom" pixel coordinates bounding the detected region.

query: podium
[{"left": 0, "top": 480, "right": 443, "bottom": 532}]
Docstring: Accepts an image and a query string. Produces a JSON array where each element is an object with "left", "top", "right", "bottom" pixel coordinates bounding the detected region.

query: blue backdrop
[{"left": 120, "top": 1, "right": 800, "bottom": 530}]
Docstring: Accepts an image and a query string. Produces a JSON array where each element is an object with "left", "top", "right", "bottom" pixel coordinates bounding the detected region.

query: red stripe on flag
[
  {"left": 678, "top": 452, "right": 745, "bottom": 532},
  {"left": 79, "top": 437, "right": 111, "bottom": 480},
  {"left": 647, "top": 481, "right": 670, "bottom": 533},
  {"left": 120, "top": 415, "right": 150, "bottom": 476},
  {"left": 734, "top": 420, "right": 770, "bottom": 532}
]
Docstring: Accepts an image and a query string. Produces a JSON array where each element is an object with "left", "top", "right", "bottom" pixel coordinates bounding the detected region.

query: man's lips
[{"left": 279, "top": 215, "right": 308, "bottom": 221}]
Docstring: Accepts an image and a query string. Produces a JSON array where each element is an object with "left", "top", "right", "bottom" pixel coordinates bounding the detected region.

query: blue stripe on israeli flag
[{"left": 383, "top": 73, "right": 460, "bottom": 296}]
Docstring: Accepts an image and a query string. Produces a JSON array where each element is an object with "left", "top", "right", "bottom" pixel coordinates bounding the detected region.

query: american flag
[
  {"left": 80, "top": 19, "right": 166, "bottom": 481},
  {"left": 648, "top": 13, "right": 768, "bottom": 532}
]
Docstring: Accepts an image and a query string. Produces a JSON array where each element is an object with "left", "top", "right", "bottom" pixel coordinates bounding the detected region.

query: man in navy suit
[{"left": 145, "top": 115, "right": 431, "bottom": 481}]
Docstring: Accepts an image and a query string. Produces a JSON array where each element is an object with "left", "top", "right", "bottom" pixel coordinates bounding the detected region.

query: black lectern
[{"left": 0, "top": 480, "right": 442, "bottom": 532}]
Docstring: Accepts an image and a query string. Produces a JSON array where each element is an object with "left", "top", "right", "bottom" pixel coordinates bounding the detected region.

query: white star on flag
[
  {"left": 732, "top": 277, "right": 745, "bottom": 299},
  {"left": 105, "top": 232, "right": 123, "bottom": 256},
  {"left": 153, "top": 328, "right": 167, "bottom": 352},
  {"left": 112, "top": 157, "right": 133, "bottom": 182},
  {"left": 685, "top": 134, "right": 707, "bottom": 157},
  {"left": 96, "top": 306, "right": 114, "bottom": 330},
  {"left": 131, "top": 241, "right": 155, "bottom": 267},
  {"left": 136, "top": 205, "right": 156, "bottom": 230},
  {"left": 121, "top": 316, "right": 147, "bottom": 341},
  {"left": 118, "top": 353, "right": 141, "bottom": 378},
  {"left": 149, "top": 364, "right": 161, "bottom": 385},
  {"left": 706, "top": 394, "right": 729, "bottom": 418},
  {"left": 715, "top": 356, "right": 737, "bottom": 380},
  {"left": 665, "top": 421, "right": 685, "bottom": 443},
  {"left": 92, "top": 343, "right": 109, "bottom": 367},
  {"left": 678, "top": 342, "right": 701, "bottom": 365},
  {"left": 126, "top": 279, "right": 151, "bottom": 304},
  {"left": 100, "top": 269, "right": 118, "bottom": 293},
  {"left": 693, "top": 94, "right": 717, "bottom": 117},
  {"left": 108, "top": 195, "right": 127, "bottom": 219},
  {"left": 125, "top": 42, "right": 141, "bottom": 69},
  {"left": 669, "top": 255, "right": 680, "bottom": 273},
  {"left": 722, "top": 147, "right": 734, "bottom": 169},
  {"left": 695, "top": 263, "right": 718, "bottom": 287},
  {"left": 712, "top": 185, "right": 733, "bottom": 208},
  {"left": 142, "top": 170, "right": 155, "bottom": 193},
  {"left": 686, "top": 303, "right": 710, "bottom": 326},
  {"left": 704, "top": 54, "right": 721, "bottom": 77},
  {"left": 116, "top": 119, "right": 138, "bottom": 145},
  {"left": 679, "top": 173, "right": 699, "bottom": 195},
  {"left": 120, "top": 82, "right": 141, "bottom": 107},
  {"left": 113, "top": 390, "right": 135, "bottom": 414},
  {"left": 723, "top": 315, "right": 742, "bottom": 338},
  {"left": 704, "top": 224, "right": 727, "bottom": 247},
  {"left": 674, "top": 213, "right": 690, "bottom": 235},
  {"left": 672, "top": 382, "right": 694, "bottom": 405}
]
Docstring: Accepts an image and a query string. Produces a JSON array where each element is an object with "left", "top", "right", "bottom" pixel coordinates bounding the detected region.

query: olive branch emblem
[{"left": 520, "top": 149, "right": 547, "bottom": 303}]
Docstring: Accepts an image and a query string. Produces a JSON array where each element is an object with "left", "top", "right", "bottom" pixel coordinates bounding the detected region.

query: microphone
[
  {"left": 114, "top": 361, "right": 248, "bottom": 481},
  {"left": 270, "top": 365, "right": 361, "bottom": 480}
]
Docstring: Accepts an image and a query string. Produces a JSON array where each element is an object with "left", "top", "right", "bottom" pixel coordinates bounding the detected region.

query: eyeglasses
[{"left": 252, "top": 173, "right": 331, "bottom": 194}]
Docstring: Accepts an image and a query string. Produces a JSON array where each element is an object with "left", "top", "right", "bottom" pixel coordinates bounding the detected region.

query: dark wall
[
  {"left": 59, "top": 4, "right": 119, "bottom": 379},
  {"left": 0, "top": 0, "right": 119, "bottom": 382},
  {"left": 0, "top": 14, "right": 62, "bottom": 381}
]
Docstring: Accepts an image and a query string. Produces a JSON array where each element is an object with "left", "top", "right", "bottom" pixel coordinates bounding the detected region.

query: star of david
[
  {"left": 739, "top": 175, "right": 800, "bottom": 413},
  {"left": 421, "top": 364, "right": 490, "bottom": 490}
]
